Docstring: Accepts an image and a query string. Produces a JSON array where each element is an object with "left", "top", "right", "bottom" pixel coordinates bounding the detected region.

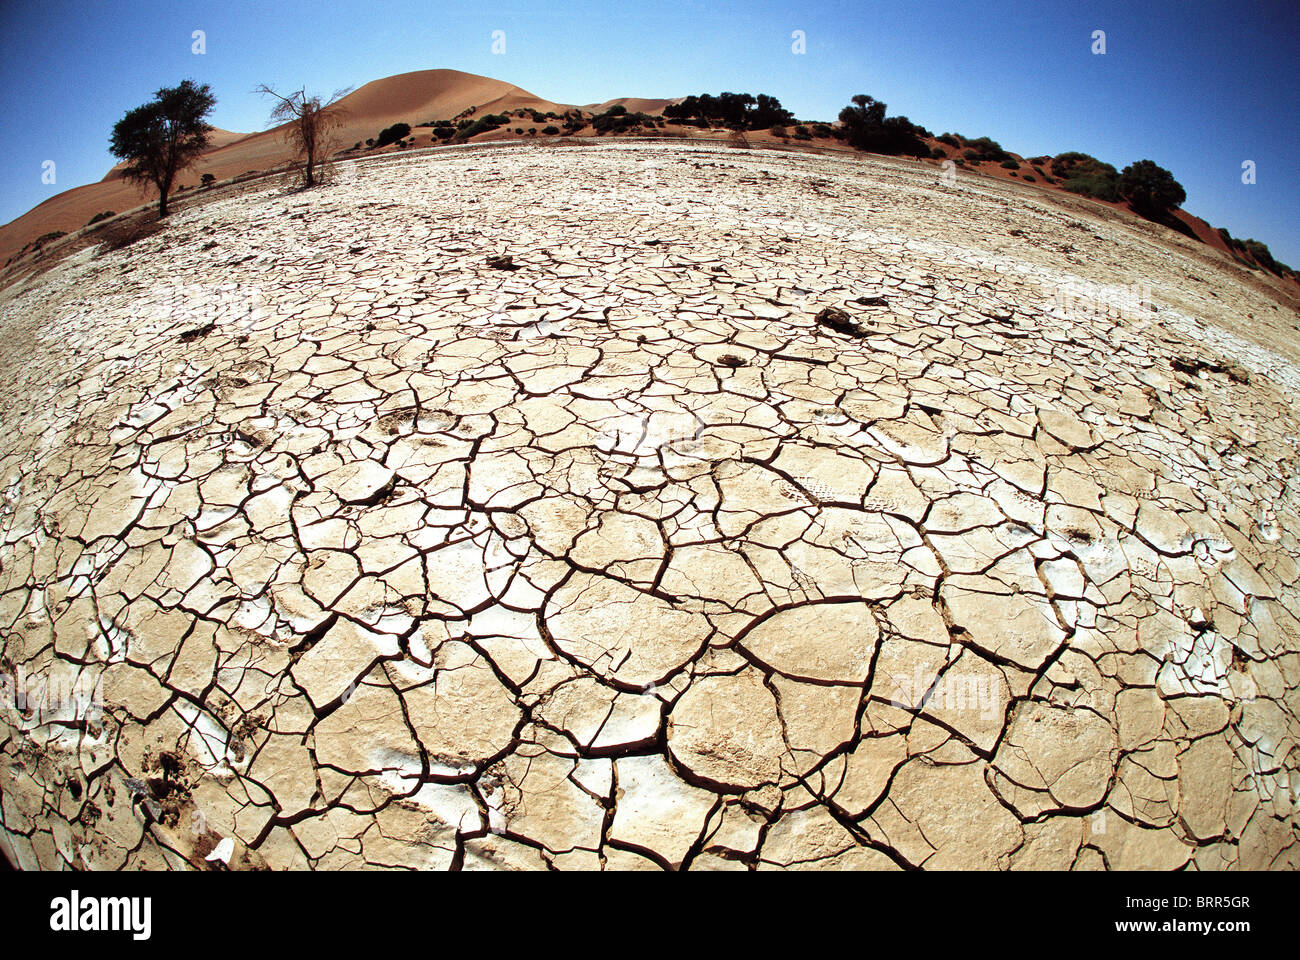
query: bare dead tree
[{"left": 256, "top": 84, "right": 352, "bottom": 188}]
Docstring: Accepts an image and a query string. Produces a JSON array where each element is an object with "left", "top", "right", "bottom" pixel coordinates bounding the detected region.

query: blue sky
[{"left": 1, "top": 0, "right": 1296, "bottom": 264}]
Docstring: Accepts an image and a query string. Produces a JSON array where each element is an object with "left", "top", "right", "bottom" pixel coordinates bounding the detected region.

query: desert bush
[
  {"left": 200, "top": 173, "right": 215, "bottom": 187},
  {"left": 1217, "top": 229, "right": 1292, "bottom": 277},
  {"left": 1117, "top": 159, "right": 1186, "bottom": 216},
  {"left": 664, "top": 92, "right": 794, "bottom": 129},
  {"left": 87, "top": 210, "right": 116, "bottom": 226},
  {"left": 1064, "top": 174, "right": 1120, "bottom": 201},
  {"left": 1240, "top": 239, "right": 1289, "bottom": 275},
  {"left": 813, "top": 123, "right": 834, "bottom": 138},
  {"left": 1023, "top": 175, "right": 1036, "bottom": 182},
  {"left": 936, "top": 133, "right": 961, "bottom": 148},
  {"left": 592, "top": 108, "right": 652, "bottom": 133},
  {"left": 374, "top": 122, "right": 411, "bottom": 148},
  {"left": 838, "top": 95, "right": 927, "bottom": 156},
  {"left": 962, "top": 136, "right": 1009, "bottom": 162},
  {"left": 542, "top": 125, "right": 559, "bottom": 135},
  {"left": 771, "top": 125, "right": 788, "bottom": 138},
  {"left": 1000, "top": 159, "right": 1020, "bottom": 169},
  {"left": 793, "top": 125, "right": 812, "bottom": 140},
  {"left": 1051, "top": 152, "right": 1120, "bottom": 200},
  {"left": 456, "top": 114, "right": 507, "bottom": 139}
]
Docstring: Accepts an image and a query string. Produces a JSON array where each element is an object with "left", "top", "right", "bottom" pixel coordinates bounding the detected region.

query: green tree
[
  {"left": 1118, "top": 159, "right": 1186, "bottom": 217},
  {"left": 837, "top": 94, "right": 887, "bottom": 150},
  {"left": 109, "top": 80, "right": 216, "bottom": 218}
]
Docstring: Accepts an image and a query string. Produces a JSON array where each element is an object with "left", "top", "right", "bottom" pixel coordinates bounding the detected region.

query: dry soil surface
[{"left": 1, "top": 141, "right": 1298, "bottom": 871}]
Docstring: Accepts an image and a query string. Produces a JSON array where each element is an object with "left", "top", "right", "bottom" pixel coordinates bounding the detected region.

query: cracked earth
[{"left": 1, "top": 140, "right": 1298, "bottom": 870}]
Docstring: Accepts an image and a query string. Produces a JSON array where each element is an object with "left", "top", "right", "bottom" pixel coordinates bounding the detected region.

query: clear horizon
[{"left": 0, "top": 0, "right": 1296, "bottom": 265}]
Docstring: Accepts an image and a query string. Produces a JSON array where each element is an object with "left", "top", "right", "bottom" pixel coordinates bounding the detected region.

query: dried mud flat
[{"left": 1, "top": 141, "right": 1298, "bottom": 871}]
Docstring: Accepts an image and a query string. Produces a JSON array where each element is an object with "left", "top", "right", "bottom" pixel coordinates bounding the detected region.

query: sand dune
[
  {"left": 582, "top": 96, "right": 679, "bottom": 115},
  {"left": 1, "top": 69, "right": 571, "bottom": 264}
]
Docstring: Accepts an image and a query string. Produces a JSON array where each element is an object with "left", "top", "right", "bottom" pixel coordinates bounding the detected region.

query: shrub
[
  {"left": 1051, "top": 152, "right": 1120, "bottom": 201},
  {"left": 793, "top": 125, "right": 812, "bottom": 140},
  {"left": 936, "top": 133, "right": 961, "bottom": 148},
  {"left": 542, "top": 125, "right": 559, "bottom": 135},
  {"left": 838, "top": 95, "right": 927, "bottom": 156},
  {"left": 200, "top": 173, "right": 216, "bottom": 186},
  {"left": 1240, "top": 239, "right": 1291, "bottom": 275},
  {"left": 1023, "top": 175, "right": 1036, "bottom": 183},
  {"left": 457, "top": 114, "right": 507, "bottom": 139},
  {"left": 374, "top": 122, "right": 411, "bottom": 148},
  {"left": 1216, "top": 229, "right": 1291, "bottom": 277},
  {"left": 813, "top": 123, "right": 833, "bottom": 138},
  {"left": 592, "top": 108, "right": 652, "bottom": 133},
  {"left": 1117, "top": 159, "right": 1186, "bottom": 216},
  {"left": 1064, "top": 174, "right": 1120, "bottom": 201},
  {"left": 1000, "top": 159, "right": 1020, "bottom": 169},
  {"left": 771, "top": 125, "right": 788, "bottom": 138},
  {"left": 664, "top": 92, "right": 794, "bottom": 129},
  {"left": 433, "top": 125, "right": 456, "bottom": 140},
  {"left": 931, "top": 146, "right": 947, "bottom": 159},
  {"left": 87, "top": 210, "right": 116, "bottom": 226},
  {"left": 962, "top": 136, "right": 1010, "bottom": 162}
]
